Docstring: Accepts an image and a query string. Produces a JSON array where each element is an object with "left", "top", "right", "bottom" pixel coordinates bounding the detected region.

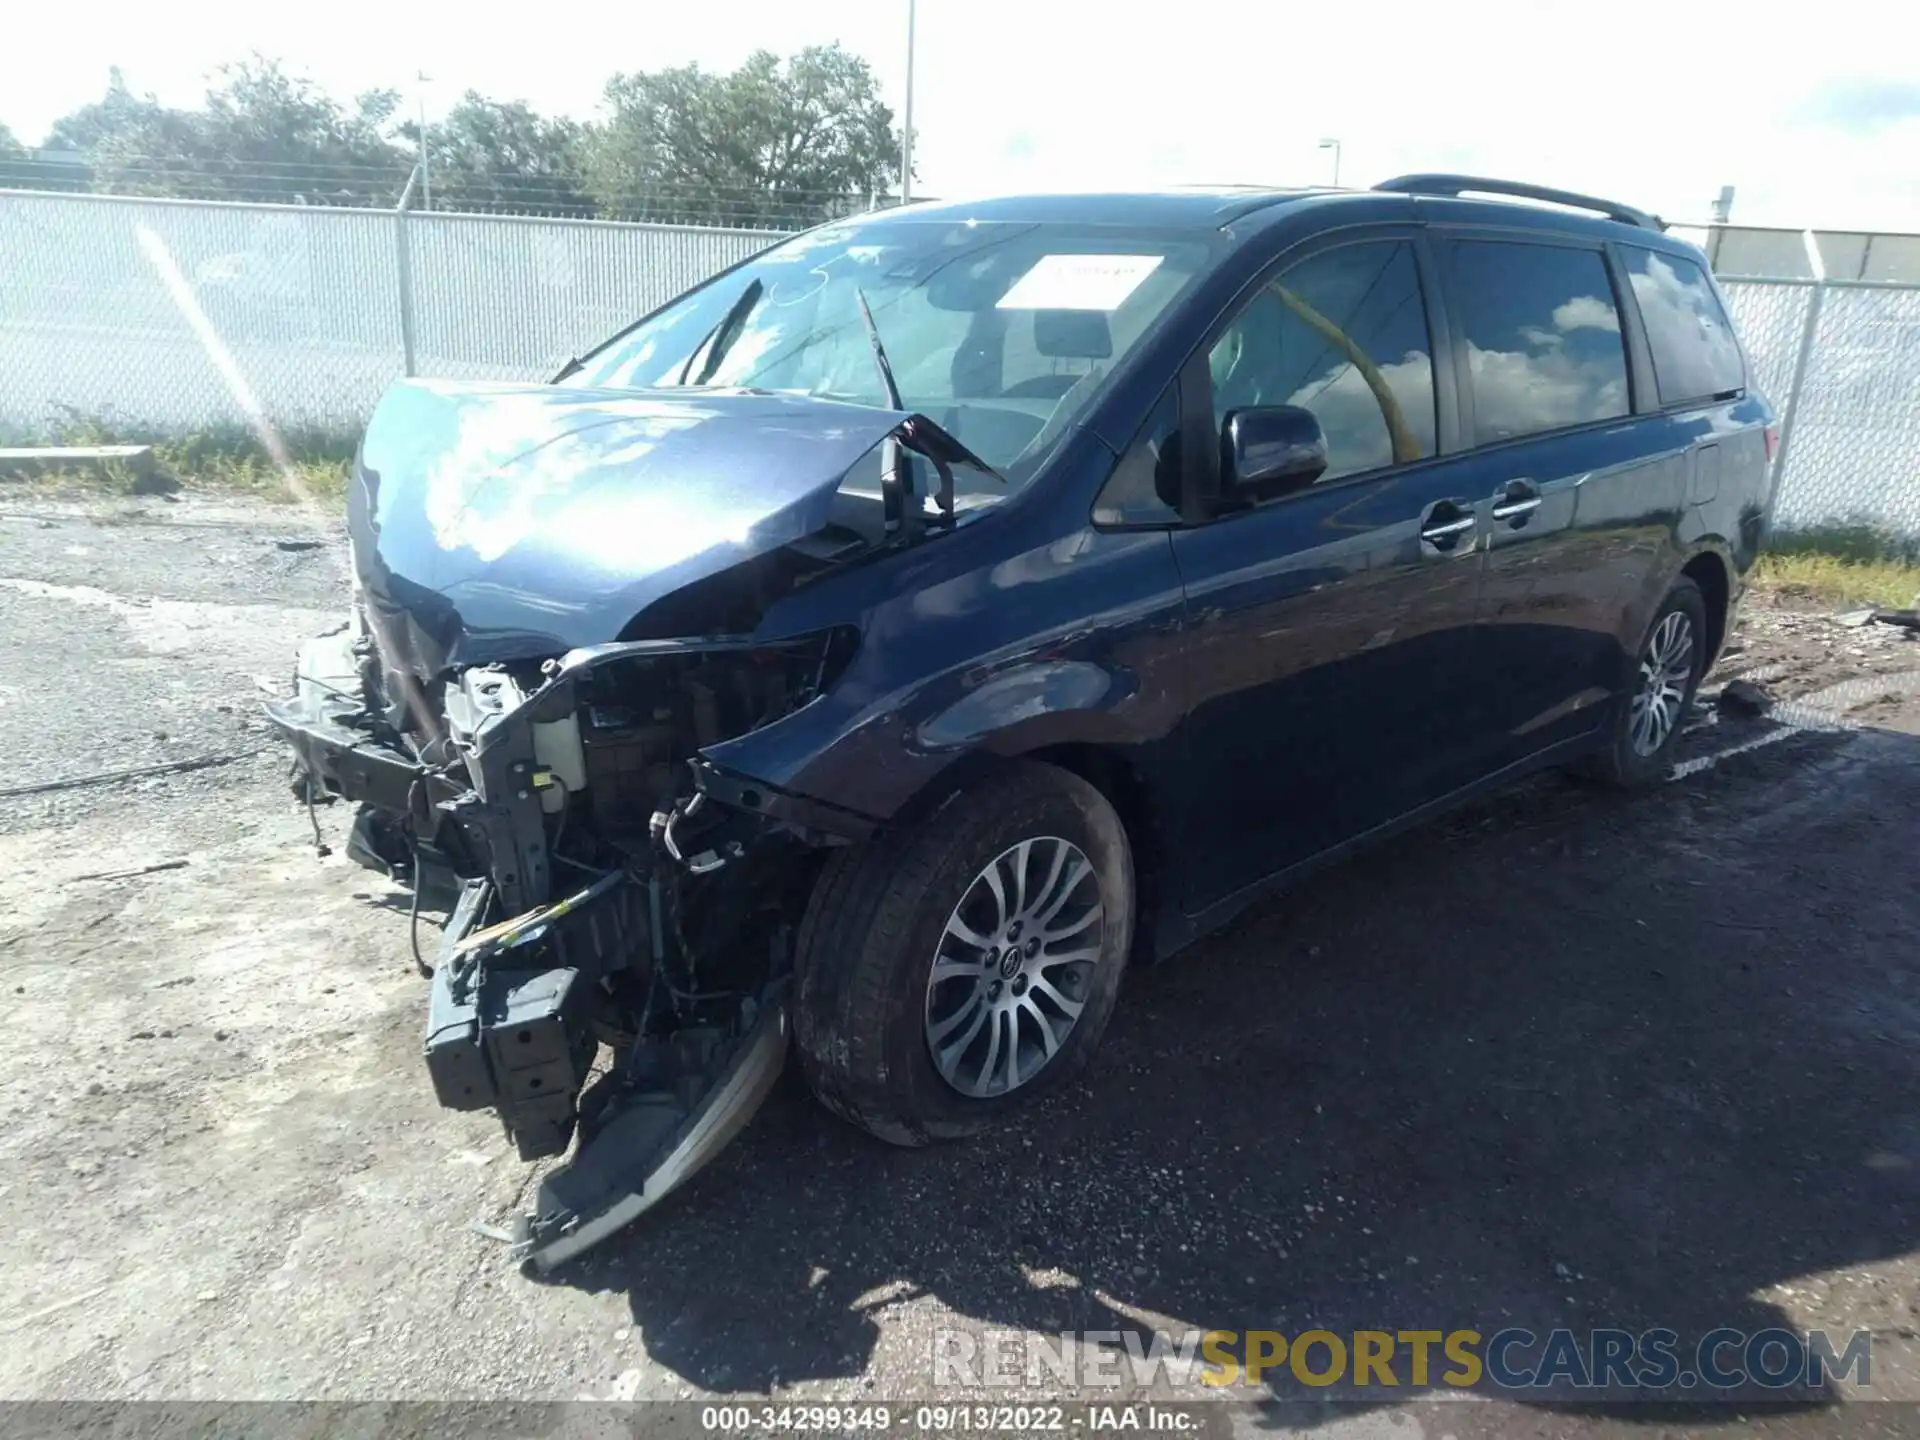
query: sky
[{"left": 8, "top": 0, "right": 1920, "bottom": 231}]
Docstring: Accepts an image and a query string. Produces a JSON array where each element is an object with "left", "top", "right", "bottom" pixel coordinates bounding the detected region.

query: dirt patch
[{"left": 1722, "top": 592, "right": 1920, "bottom": 732}]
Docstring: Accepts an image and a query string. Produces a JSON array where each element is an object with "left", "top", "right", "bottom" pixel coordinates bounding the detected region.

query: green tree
[
  {"left": 588, "top": 44, "right": 901, "bottom": 227},
  {"left": 62, "top": 57, "right": 410, "bottom": 204},
  {"left": 42, "top": 67, "right": 165, "bottom": 153},
  {"left": 421, "top": 92, "right": 593, "bottom": 213},
  {"left": 0, "top": 121, "right": 23, "bottom": 158}
]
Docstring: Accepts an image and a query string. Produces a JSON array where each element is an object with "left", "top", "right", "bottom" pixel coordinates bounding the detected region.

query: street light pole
[
  {"left": 1319, "top": 137, "right": 1341, "bottom": 188},
  {"left": 900, "top": 0, "right": 916, "bottom": 204},
  {"left": 417, "top": 72, "right": 432, "bottom": 212}
]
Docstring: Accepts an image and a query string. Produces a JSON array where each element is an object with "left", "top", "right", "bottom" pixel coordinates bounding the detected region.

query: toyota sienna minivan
[{"left": 271, "top": 174, "right": 1774, "bottom": 1267}]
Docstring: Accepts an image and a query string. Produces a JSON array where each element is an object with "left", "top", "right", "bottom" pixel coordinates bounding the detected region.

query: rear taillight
[{"left": 1764, "top": 424, "right": 1781, "bottom": 464}]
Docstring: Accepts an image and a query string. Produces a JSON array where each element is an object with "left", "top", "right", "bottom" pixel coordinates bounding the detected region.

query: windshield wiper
[
  {"left": 853, "top": 286, "right": 1006, "bottom": 490},
  {"left": 854, "top": 287, "right": 904, "bottom": 410},
  {"left": 680, "top": 278, "right": 765, "bottom": 387},
  {"left": 853, "top": 287, "right": 925, "bottom": 534}
]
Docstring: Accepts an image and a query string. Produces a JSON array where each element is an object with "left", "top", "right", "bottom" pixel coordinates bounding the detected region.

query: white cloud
[
  {"left": 1467, "top": 342, "right": 1628, "bottom": 443},
  {"left": 1627, "top": 251, "right": 1742, "bottom": 398},
  {"left": 1553, "top": 296, "right": 1620, "bottom": 334},
  {"left": 1285, "top": 352, "right": 1436, "bottom": 477}
]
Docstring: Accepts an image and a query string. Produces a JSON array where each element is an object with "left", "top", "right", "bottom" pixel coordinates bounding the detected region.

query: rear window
[
  {"left": 1448, "top": 240, "right": 1631, "bottom": 446},
  {"left": 1622, "top": 247, "right": 1747, "bottom": 405}
]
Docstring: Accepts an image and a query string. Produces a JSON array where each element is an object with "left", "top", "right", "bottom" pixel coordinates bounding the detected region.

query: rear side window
[
  {"left": 1207, "top": 241, "right": 1437, "bottom": 483},
  {"left": 1449, "top": 241, "right": 1630, "bottom": 446},
  {"left": 1622, "top": 247, "right": 1746, "bottom": 405}
]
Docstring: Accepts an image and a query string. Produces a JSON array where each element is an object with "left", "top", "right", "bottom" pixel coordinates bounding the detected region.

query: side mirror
[{"left": 1218, "top": 405, "right": 1328, "bottom": 506}]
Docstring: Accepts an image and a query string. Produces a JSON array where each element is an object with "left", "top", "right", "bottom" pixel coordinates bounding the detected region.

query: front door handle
[
  {"left": 1419, "top": 500, "right": 1477, "bottom": 550},
  {"left": 1491, "top": 479, "right": 1542, "bottom": 526}
]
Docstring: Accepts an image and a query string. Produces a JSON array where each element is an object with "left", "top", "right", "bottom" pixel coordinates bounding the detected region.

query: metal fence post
[
  {"left": 394, "top": 166, "right": 420, "bottom": 377},
  {"left": 1767, "top": 229, "right": 1827, "bottom": 521}
]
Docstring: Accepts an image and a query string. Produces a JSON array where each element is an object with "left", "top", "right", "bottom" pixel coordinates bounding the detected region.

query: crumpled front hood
[{"left": 350, "top": 380, "right": 923, "bottom": 677}]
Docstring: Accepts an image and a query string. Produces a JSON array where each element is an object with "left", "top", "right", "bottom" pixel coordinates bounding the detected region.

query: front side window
[
  {"left": 1206, "top": 241, "right": 1437, "bottom": 484},
  {"left": 1449, "top": 240, "right": 1630, "bottom": 446},
  {"left": 1093, "top": 384, "right": 1182, "bottom": 526},
  {"left": 569, "top": 221, "right": 1215, "bottom": 491},
  {"left": 1622, "top": 247, "right": 1746, "bottom": 405}
]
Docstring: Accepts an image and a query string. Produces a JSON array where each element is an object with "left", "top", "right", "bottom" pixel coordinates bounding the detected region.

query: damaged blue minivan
[{"left": 270, "top": 175, "right": 1775, "bottom": 1268}]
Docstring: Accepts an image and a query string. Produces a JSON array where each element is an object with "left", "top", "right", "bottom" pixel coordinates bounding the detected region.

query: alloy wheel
[
  {"left": 923, "top": 836, "right": 1104, "bottom": 1098},
  {"left": 1629, "top": 610, "right": 1695, "bottom": 756}
]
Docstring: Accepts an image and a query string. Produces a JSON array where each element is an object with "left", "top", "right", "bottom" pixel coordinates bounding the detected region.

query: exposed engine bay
[
  {"left": 279, "top": 618, "right": 855, "bottom": 1269},
  {"left": 266, "top": 386, "right": 998, "bottom": 1271}
]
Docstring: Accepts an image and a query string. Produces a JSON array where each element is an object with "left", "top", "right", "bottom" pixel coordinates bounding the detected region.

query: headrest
[{"left": 1033, "top": 309, "right": 1113, "bottom": 359}]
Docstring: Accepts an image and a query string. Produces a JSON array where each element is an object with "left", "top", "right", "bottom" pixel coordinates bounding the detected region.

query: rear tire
[
  {"left": 792, "top": 761, "right": 1133, "bottom": 1146},
  {"left": 1588, "top": 577, "right": 1707, "bottom": 788}
]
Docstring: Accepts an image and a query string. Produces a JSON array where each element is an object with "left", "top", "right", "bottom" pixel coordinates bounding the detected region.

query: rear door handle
[
  {"left": 1491, "top": 480, "right": 1542, "bottom": 525},
  {"left": 1419, "top": 500, "right": 1477, "bottom": 550}
]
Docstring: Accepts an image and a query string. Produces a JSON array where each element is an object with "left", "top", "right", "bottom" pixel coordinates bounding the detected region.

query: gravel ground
[{"left": 2, "top": 493, "right": 1918, "bottom": 1437}]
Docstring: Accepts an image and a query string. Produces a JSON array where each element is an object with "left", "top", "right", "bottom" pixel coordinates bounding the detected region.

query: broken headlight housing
[{"left": 422, "top": 627, "right": 858, "bottom": 1169}]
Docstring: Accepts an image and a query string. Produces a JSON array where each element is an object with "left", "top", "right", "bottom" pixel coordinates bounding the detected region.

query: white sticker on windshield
[{"left": 995, "top": 253, "right": 1164, "bottom": 311}]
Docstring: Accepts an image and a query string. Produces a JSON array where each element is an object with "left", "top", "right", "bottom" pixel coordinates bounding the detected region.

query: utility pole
[
  {"left": 1707, "top": 184, "right": 1735, "bottom": 269},
  {"left": 417, "top": 71, "right": 432, "bottom": 212},
  {"left": 900, "top": 0, "right": 916, "bottom": 204}
]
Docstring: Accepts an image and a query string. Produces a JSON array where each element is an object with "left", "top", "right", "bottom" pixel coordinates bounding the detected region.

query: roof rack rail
[{"left": 1373, "top": 174, "right": 1665, "bottom": 232}]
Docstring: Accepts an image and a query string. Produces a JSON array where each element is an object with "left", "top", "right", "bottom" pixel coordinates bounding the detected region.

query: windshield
[{"left": 571, "top": 219, "right": 1216, "bottom": 484}]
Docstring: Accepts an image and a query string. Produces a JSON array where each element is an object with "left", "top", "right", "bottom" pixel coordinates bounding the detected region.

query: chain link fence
[
  {"left": 404, "top": 210, "right": 771, "bottom": 382},
  {"left": 1722, "top": 275, "right": 1920, "bottom": 538},
  {"left": 0, "top": 188, "right": 776, "bottom": 436},
  {"left": 1, "top": 190, "right": 405, "bottom": 433},
  {"left": 3, "top": 187, "right": 1919, "bottom": 540},
  {"left": 1717, "top": 281, "right": 1811, "bottom": 406}
]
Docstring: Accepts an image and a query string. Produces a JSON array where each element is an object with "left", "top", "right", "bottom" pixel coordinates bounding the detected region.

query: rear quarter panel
[{"left": 1629, "top": 397, "right": 1774, "bottom": 646}]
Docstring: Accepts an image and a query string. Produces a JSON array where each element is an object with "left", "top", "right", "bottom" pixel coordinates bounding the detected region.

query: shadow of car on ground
[{"left": 541, "top": 721, "right": 1920, "bottom": 1423}]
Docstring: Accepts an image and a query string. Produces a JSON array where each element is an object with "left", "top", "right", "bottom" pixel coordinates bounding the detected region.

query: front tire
[
  {"left": 792, "top": 761, "right": 1134, "bottom": 1146},
  {"left": 1589, "top": 577, "right": 1707, "bottom": 788}
]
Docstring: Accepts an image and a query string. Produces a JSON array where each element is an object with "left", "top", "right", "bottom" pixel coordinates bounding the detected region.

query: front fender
[
  {"left": 700, "top": 525, "right": 1189, "bottom": 826},
  {"left": 913, "top": 658, "right": 1136, "bottom": 754}
]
